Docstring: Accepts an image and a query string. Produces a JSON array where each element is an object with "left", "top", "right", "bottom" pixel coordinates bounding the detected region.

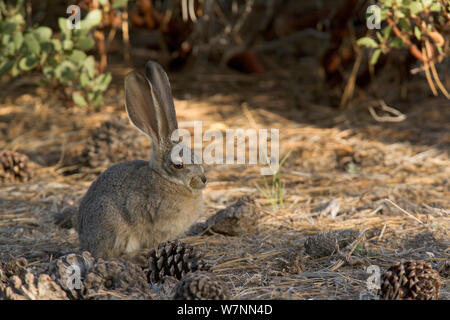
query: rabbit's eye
[{"left": 173, "top": 162, "right": 184, "bottom": 169}]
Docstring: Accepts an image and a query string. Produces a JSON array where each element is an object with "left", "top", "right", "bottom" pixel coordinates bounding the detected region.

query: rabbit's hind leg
[{"left": 78, "top": 196, "right": 131, "bottom": 260}]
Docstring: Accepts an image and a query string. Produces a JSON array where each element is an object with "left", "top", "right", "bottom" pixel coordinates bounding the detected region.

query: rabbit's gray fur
[{"left": 78, "top": 61, "right": 206, "bottom": 260}]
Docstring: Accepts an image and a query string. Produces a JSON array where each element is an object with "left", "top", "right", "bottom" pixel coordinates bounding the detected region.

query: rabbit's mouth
[{"left": 189, "top": 175, "right": 207, "bottom": 190}]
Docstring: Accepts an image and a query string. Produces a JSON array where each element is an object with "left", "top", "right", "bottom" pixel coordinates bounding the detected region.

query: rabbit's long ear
[{"left": 124, "top": 61, "right": 178, "bottom": 153}]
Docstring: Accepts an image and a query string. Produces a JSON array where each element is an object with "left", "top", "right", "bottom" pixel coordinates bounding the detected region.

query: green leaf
[
  {"left": 8, "top": 13, "right": 25, "bottom": 26},
  {"left": 0, "top": 1, "right": 7, "bottom": 14},
  {"left": 4, "top": 41, "right": 15, "bottom": 55},
  {"left": 414, "top": 26, "right": 421, "bottom": 40},
  {"left": 1, "top": 34, "right": 11, "bottom": 46},
  {"left": 24, "top": 33, "right": 40, "bottom": 55},
  {"left": 87, "top": 91, "right": 95, "bottom": 102},
  {"left": 390, "top": 37, "right": 404, "bottom": 49},
  {"left": 430, "top": 3, "right": 441, "bottom": 12},
  {"left": 75, "top": 36, "right": 95, "bottom": 50},
  {"left": 382, "top": 26, "right": 392, "bottom": 39},
  {"left": 18, "top": 56, "right": 38, "bottom": 71},
  {"left": 3, "top": 23, "right": 17, "bottom": 35},
  {"left": 409, "top": 2, "right": 422, "bottom": 15},
  {"left": 58, "top": 17, "right": 71, "bottom": 36},
  {"left": 51, "top": 39, "right": 62, "bottom": 52},
  {"left": 376, "top": 32, "right": 384, "bottom": 43},
  {"left": 83, "top": 56, "right": 96, "bottom": 78},
  {"left": 0, "top": 59, "right": 14, "bottom": 75},
  {"left": 46, "top": 56, "right": 58, "bottom": 68},
  {"left": 93, "top": 72, "right": 112, "bottom": 92},
  {"left": 11, "top": 62, "right": 20, "bottom": 77},
  {"left": 39, "top": 49, "right": 49, "bottom": 65},
  {"left": 91, "top": 91, "right": 103, "bottom": 108},
  {"left": 398, "top": 18, "right": 411, "bottom": 33},
  {"left": 34, "top": 26, "right": 52, "bottom": 41},
  {"left": 62, "top": 39, "right": 74, "bottom": 51},
  {"left": 112, "top": 0, "right": 128, "bottom": 9},
  {"left": 421, "top": 0, "right": 432, "bottom": 8},
  {"left": 357, "top": 37, "right": 378, "bottom": 48},
  {"left": 68, "top": 49, "right": 87, "bottom": 66},
  {"left": 396, "top": 10, "right": 405, "bottom": 18},
  {"left": 80, "top": 71, "right": 91, "bottom": 88},
  {"left": 73, "top": 27, "right": 90, "bottom": 38},
  {"left": 380, "top": 8, "right": 389, "bottom": 20},
  {"left": 81, "top": 9, "right": 102, "bottom": 30},
  {"left": 370, "top": 49, "right": 381, "bottom": 65},
  {"left": 40, "top": 41, "right": 53, "bottom": 53},
  {"left": 54, "top": 60, "right": 77, "bottom": 82},
  {"left": 42, "top": 65, "right": 54, "bottom": 78},
  {"left": 12, "top": 32, "right": 23, "bottom": 51},
  {"left": 73, "top": 92, "right": 88, "bottom": 107}
]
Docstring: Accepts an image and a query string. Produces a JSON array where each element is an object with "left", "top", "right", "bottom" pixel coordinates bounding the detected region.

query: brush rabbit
[{"left": 77, "top": 61, "right": 206, "bottom": 260}]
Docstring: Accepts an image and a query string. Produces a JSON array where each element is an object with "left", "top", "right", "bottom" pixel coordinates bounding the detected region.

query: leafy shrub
[
  {"left": 358, "top": 0, "right": 448, "bottom": 65},
  {"left": 357, "top": 0, "right": 449, "bottom": 97},
  {"left": 0, "top": 0, "right": 111, "bottom": 108}
]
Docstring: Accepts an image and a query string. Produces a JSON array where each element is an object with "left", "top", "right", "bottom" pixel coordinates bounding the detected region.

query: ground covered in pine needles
[{"left": 0, "top": 61, "right": 448, "bottom": 299}]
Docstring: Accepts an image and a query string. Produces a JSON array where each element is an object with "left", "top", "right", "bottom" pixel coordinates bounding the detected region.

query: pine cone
[
  {"left": 379, "top": 260, "right": 441, "bottom": 300},
  {"left": 304, "top": 229, "right": 359, "bottom": 257},
  {"left": 144, "top": 240, "right": 210, "bottom": 283},
  {"left": 80, "top": 119, "right": 148, "bottom": 169},
  {"left": 44, "top": 252, "right": 95, "bottom": 299},
  {"left": 173, "top": 271, "right": 230, "bottom": 300},
  {"left": 0, "top": 150, "right": 32, "bottom": 183},
  {"left": 204, "top": 196, "right": 258, "bottom": 236},
  {"left": 0, "top": 258, "right": 68, "bottom": 300},
  {"left": 83, "top": 258, "right": 153, "bottom": 300},
  {"left": 0, "top": 258, "right": 28, "bottom": 284}
]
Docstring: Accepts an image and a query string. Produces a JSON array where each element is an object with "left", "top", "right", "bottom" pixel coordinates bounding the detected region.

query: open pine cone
[
  {"left": 379, "top": 260, "right": 441, "bottom": 300},
  {"left": 1, "top": 272, "right": 69, "bottom": 300},
  {"left": 144, "top": 240, "right": 210, "bottom": 283},
  {"left": 0, "top": 258, "right": 68, "bottom": 300},
  {"left": 43, "top": 252, "right": 95, "bottom": 299},
  {"left": 80, "top": 119, "right": 148, "bottom": 169},
  {"left": 0, "top": 258, "right": 27, "bottom": 277},
  {"left": 173, "top": 271, "right": 230, "bottom": 300},
  {"left": 83, "top": 258, "right": 153, "bottom": 300},
  {"left": 0, "top": 150, "right": 32, "bottom": 183},
  {"left": 0, "top": 258, "right": 28, "bottom": 287}
]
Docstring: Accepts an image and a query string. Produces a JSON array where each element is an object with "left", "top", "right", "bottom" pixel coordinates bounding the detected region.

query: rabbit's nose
[{"left": 190, "top": 175, "right": 207, "bottom": 189}]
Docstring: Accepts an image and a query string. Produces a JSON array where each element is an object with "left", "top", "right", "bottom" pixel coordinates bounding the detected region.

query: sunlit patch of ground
[{"left": 0, "top": 65, "right": 448, "bottom": 299}]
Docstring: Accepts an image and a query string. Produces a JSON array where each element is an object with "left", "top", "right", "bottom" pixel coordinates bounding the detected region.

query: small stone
[{"left": 205, "top": 196, "right": 258, "bottom": 236}]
